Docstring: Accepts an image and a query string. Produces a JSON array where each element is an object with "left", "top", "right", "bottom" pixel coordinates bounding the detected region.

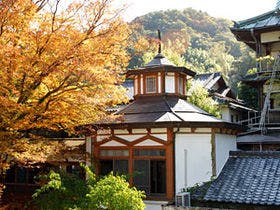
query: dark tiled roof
[
  {"left": 204, "top": 151, "right": 280, "bottom": 206},
  {"left": 126, "top": 65, "right": 196, "bottom": 78},
  {"left": 145, "top": 53, "right": 175, "bottom": 67},
  {"left": 195, "top": 72, "right": 239, "bottom": 102},
  {"left": 116, "top": 96, "right": 222, "bottom": 124},
  {"left": 231, "top": 9, "right": 280, "bottom": 50},
  {"left": 231, "top": 9, "right": 280, "bottom": 31}
]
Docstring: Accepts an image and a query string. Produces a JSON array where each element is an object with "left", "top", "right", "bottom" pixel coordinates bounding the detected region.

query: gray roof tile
[
  {"left": 204, "top": 151, "right": 280, "bottom": 206},
  {"left": 116, "top": 96, "right": 223, "bottom": 124}
]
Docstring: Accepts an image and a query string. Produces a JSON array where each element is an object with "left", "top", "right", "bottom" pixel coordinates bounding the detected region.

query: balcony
[{"left": 238, "top": 109, "right": 280, "bottom": 129}]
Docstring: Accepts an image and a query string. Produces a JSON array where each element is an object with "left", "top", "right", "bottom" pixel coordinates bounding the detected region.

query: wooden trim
[
  {"left": 96, "top": 135, "right": 132, "bottom": 147},
  {"left": 138, "top": 75, "right": 141, "bottom": 95},
  {"left": 162, "top": 71, "right": 166, "bottom": 93},
  {"left": 93, "top": 145, "right": 100, "bottom": 175},
  {"left": 98, "top": 146, "right": 130, "bottom": 150},
  {"left": 175, "top": 73, "right": 179, "bottom": 94},
  {"left": 134, "top": 156, "right": 166, "bottom": 160},
  {"left": 143, "top": 73, "right": 158, "bottom": 94},
  {"left": 134, "top": 76, "right": 138, "bottom": 96},
  {"left": 130, "top": 134, "right": 167, "bottom": 146},
  {"left": 183, "top": 75, "right": 186, "bottom": 95},
  {"left": 98, "top": 156, "right": 129, "bottom": 159},
  {"left": 94, "top": 128, "right": 174, "bottom": 199},
  {"left": 166, "top": 128, "right": 174, "bottom": 200},
  {"left": 133, "top": 145, "right": 166, "bottom": 149}
]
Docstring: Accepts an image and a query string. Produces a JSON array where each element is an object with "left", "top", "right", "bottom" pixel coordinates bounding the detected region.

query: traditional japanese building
[
  {"left": 231, "top": 0, "right": 280, "bottom": 151},
  {"left": 85, "top": 35, "right": 244, "bottom": 209},
  {"left": 195, "top": 72, "right": 256, "bottom": 123}
]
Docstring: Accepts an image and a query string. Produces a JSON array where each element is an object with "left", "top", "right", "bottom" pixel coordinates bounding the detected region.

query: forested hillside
[{"left": 128, "top": 8, "right": 256, "bottom": 93}]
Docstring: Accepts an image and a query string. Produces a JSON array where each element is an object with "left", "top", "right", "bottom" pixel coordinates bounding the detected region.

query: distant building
[
  {"left": 231, "top": 1, "right": 280, "bottom": 151},
  {"left": 195, "top": 72, "right": 255, "bottom": 123}
]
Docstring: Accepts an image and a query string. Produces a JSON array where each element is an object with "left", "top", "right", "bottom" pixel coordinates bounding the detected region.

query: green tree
[
  {"left": 129, "top": 8, "right": 254, "bottom": 93},
  {"left": 32, "top": 166, "right": 145, "bottom": 210},
  {"left": 86, "top": 174, "right": 145, "bottom": 210},
  {"left": 188, "top": 81, "right": 221, "bottom": 117}
]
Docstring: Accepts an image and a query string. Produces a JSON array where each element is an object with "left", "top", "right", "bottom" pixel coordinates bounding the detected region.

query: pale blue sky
[{"left": 117, "top": 0, "right": 276, "bottom": 22}]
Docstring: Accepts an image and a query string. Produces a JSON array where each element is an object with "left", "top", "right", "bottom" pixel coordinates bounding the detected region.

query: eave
[{"left": 126, "top": 66, "right": 196, "bottom": 78}]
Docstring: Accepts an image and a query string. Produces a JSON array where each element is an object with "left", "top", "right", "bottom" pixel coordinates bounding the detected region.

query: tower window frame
[{"left": 145, "top": 75, "right": 157, "bottom": 94}]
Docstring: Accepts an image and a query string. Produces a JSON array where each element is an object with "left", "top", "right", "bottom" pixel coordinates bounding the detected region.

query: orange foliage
[{"left": 0, "top": 0, "right": 130, "bottom": 170}]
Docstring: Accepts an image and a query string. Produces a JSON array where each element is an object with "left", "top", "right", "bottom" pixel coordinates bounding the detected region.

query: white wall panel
[
  {"left": 215, "top": 134, "right": 236, "bottom": 175},
  {"left": 175, "top": 134, "right": 212, "bottom": 193}
]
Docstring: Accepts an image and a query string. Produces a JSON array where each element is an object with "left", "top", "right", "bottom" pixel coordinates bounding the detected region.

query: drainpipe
[
  {"left": 250, "top": 29, "right": 260, "bottom": 59},
  {"left": 250, "top": 28, "right": 262, "bottom": 110}
]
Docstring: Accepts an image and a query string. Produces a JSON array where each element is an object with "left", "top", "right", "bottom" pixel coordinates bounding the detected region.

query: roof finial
[{"left": 158, "top": 29, "right": 161, "bottom": 54}]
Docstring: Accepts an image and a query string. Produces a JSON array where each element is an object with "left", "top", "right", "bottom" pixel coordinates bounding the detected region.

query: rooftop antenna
[{"left": 158, "top": 29, "right": 161, "bottom": 54}]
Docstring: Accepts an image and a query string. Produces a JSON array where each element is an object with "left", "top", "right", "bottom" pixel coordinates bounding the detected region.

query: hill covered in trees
[{"left": 128, "top": 8, "right": 256, "bottom": 94}]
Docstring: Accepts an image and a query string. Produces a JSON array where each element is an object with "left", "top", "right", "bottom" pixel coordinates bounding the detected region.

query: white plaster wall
[
  {"left": 215, "top": 134, "right": 236, "bottom": 175},
  {"left": 140, "top": 75, "right": 143, "bottom": 94},
  {"left": 271, "top": 42, "right": 280, "bottom": 56},
  {"left": 221, "top": 107, "right": 231, "bottom": 122},
  {"left": 134, "top": 77, "right": 138, "bottom": 95},
  {"left": 152, "top": 134, "right": 167, "bottom": 141},
  {"left": 261, "top": 31, "right": 280, "bottom": 43},
  {"left": 175, "top": 134, "right": 212, "bottom": 193},
  {"left": 115, "top": 135, "right": 146, "bottom": 142},
  {"left": 158, "top": 73, "right": 162, "bottom": 93},
  {"left": 221, "top": 107, "right": 242, "bottom": 123},
  {"left": 151, "top": 128, "right": 167, "bottom": 133},
  {"left": 165, "top": 76, "right": 175, "bottom": 93}
]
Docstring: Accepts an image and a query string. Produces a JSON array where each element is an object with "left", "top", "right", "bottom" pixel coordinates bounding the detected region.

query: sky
[{"left": 117, "top": 0, "right": 276, "bottom": 22}]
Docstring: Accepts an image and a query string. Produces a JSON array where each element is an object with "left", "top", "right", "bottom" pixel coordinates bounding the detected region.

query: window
[
  {"left": 100, "top": 160, "right": 128, "bottom": 176},
  {"left": 178, "top": 76, "right": 184, "bottom": 94},
  {"left": 235, "top": 115, "right": 239, "bottom": 122},
  {"left": 146, "top": 76, "right": 156, "bottom": 93},
  {"left": 134, "top": 149, "right": 165, "bottom": 157},
  {"left": 100, "top": 149, "right": 129, "bottom": 157},
  {"left": 98, "top": 149, "right": 167, "bottom": 196},
  {"left": 4, "top": 166, "right": 40, "bottom": 185},
  {"left": 134, "top": 160, "right": 166, "bottom": 195}
]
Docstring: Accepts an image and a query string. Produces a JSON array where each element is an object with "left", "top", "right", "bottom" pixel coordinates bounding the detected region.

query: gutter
[{"left": 250, "top": 28, "right": 260, "bottom": 58}]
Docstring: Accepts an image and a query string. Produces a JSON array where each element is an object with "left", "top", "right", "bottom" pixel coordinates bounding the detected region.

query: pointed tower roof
[
  {"left": 144, "top": 29, "right": 175, "bottom": 67},
  {"left": 127, "top": 29, "right": 195, "bottom": 77},
  {"left": 145, "top": 53, "right": 175, "bottom": 67}
]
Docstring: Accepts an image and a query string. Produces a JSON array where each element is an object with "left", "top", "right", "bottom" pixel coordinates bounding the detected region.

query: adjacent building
[
  {"left": 195, "top": 72, "right": 255, "bottom": 123},
  {"left": 231, "top": 1, "right": 280, "bottom": 151}
]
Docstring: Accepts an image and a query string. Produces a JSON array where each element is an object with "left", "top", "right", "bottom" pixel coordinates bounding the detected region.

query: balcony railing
[
  {"left": 257, "top": 56, "right": 280, "bottom": 73},
  {"left": 238, "top": 109, "right": 280, "bottom": 128}
]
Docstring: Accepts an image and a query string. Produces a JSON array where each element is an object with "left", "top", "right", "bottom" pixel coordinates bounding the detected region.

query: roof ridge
[
  {"left": 230, "top": 150, "right": 280, "bottom": 158},
  {"left": 236, "top": 9, "right": 276, "bottom": 27}
]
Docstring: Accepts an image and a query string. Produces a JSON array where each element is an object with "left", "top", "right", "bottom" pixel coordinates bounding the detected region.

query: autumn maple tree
[{"left": 0, "top": 0, "right": 130, "bottom": 176}]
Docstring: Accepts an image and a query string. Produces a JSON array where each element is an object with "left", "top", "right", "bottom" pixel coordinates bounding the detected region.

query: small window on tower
[
  {"left": 179, "top": 76, "right": 184, "bottom": 94},
  {"left": 146, "top": 76, "right": 156, "bottom": 93}
]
